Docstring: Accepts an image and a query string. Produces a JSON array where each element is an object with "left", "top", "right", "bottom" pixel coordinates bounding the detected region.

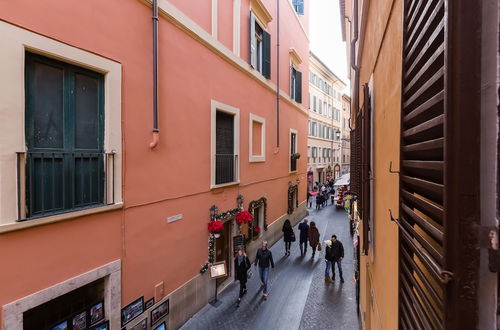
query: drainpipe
[
  {"left": 350, "top": 0, "right": 360, "bottom": 126},
  {"left": 150, "top": 0, "right": 160, "bottom": 149},
  {"left": 275, "top": 0, "right": 281, "bottom": 149}
]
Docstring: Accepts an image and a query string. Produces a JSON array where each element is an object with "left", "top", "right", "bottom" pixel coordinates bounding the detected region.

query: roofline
[
  {"left": 339, "top": 0, "right": 346, "bottom": 41},
  {"left": 309, "top": 51, "right": 347, "bottom": 87}
]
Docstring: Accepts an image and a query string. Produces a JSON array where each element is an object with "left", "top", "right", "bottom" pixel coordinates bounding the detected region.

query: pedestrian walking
[
  {"left": 308, "top": 221, "right": 320, "bottom": 258},
  {"left": 282, "top": 219, "right": 294, "bottom": 256},
  {"left": 307, "top": 191, "right": 312, "bottom": 208},
  {"left": 234, "top": 249, "right": 251, "bottom": 306},
  {"left": 330, "top": 235, "right": 345, "bottom": 283},
  {"left": 324, "top": 240, "right": 334, "bottom": 283},
  {"left": 254, "top": 241, "right": 275, "bottom": 299},
  {"left": 298, "top": 219, "right": 309, "bottom": 256}
]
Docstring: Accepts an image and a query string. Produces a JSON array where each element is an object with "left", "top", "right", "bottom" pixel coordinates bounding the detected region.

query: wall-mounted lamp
[
  {"left": 209, "top": 205, "right": 218, "bottom": 220},
  {"left": 237, "top": 194, "right": 244, "bottom": 207},
  {"left": 288, "top": 181, "right": 293, "bottom": 187}
]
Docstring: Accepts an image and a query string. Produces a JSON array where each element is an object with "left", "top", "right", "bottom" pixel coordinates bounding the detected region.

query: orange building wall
[{"left": 0, "top": 0, "right": 309, "bottom": 325}]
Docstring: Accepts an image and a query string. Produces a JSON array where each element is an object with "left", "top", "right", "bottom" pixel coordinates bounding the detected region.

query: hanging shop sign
[{"left": 209, "top": 261, "right": 227, "bottom": 279}]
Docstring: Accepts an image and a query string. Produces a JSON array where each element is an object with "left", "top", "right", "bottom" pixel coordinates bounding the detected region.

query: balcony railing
[
  {"left": 290, "top": 156, "right": 297, "bottom": 172},
  {"left": 215, "top": 154, "right": 237, "bottom": 185},
  {"left": 16, "top": 151, "right": 115, "bottom": 221}
]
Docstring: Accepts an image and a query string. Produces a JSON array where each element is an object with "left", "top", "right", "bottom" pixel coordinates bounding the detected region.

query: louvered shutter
[
  {"left": 249, "top": 12, "right": 256, "bottom": 68},
  {"left": 296, "top": 70, "right": 302, "bottom": 103},
  {"left": 399, "top": 0, "right": 446, "bottom": 328},
  {"left": 361, "top": 84, "right": 372, "bottom": 255},
  {"left": 262, "top": 30, "right": 271, "bottom": 79}
]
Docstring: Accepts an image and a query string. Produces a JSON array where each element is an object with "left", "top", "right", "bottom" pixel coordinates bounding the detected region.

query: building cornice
[{"left": 250, "top": 0, "right": 273, "bottom": 27}]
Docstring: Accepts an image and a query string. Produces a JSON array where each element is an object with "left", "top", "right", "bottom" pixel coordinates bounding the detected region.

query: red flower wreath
[
  {"left": 235, "top": 211, "right": 253, "bottom": 225},
  {"left": 208, "top": 220, "right": 224, "bottom": 233}
]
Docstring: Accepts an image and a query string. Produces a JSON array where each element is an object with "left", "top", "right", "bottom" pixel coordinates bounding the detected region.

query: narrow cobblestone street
[{"left": 181, "top": 203, "right": 360, "bottom": 330}]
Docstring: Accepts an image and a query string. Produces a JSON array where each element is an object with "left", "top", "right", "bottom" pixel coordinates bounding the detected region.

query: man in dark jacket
[
  {"left": 330, "top": 235, "right": 345, "bottom": 283},
  {"left": 254, "top": 241, "right": 274, "bottom": 298},
  {"left": 298, "top": 219, "right": 309, "bottom": 256}
]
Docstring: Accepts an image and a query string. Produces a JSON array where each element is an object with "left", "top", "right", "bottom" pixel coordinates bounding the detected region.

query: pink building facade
[{"left": 0, "top": 0, "right": 309, "bottom": 328}]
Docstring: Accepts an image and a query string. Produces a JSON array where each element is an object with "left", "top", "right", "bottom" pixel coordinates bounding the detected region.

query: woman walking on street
[
  {"left": 234, "top": 249, "right": 251, "bottom": 306},
  {"left": 308, "top": 221, "right": 320, "bottom": 258},
  {"left": 282, "top": 219, "right": 294, "bottom": 256}
]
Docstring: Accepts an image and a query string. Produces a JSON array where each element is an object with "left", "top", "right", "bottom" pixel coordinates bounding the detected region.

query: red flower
[
  {"left": 235, "top": 211, "right": 253, "bottom": 225},
  {"left": 208, "top": 220, "right": 224, "bottom": 233},
  {"left": 253, "top": 226, "right": 260, "bottom": 233}
]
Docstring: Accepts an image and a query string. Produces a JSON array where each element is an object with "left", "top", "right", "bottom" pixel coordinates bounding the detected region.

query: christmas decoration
[
  {"left": 235, "top": 210, "right": 253, "bottom": 225},
  {"left": 208, "top": 220, "right": 224, "bottom": 233},
  {"left": 247, "top": 197, "right": 268, "bottom": 242},
  {"left": 199, "top": 235, "right": 216, "bottom": 274},
  {"left": 253, "top": 226, "right": 260, "bottom": 233},
  {"left": 287, "top": 184, "right": 299, "bottom": 214}
]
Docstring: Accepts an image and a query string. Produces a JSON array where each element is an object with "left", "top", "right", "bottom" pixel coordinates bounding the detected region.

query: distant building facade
[
  {"left": 341, "top": 94, "right": 351, "bottom": 175},
  {"left": 307, "top": 52, "right": 346, "bottom": 190}
]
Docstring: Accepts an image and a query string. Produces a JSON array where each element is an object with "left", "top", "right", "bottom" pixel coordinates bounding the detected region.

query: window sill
[
  {"left": 211, "top": 181, "right": 240, "bottom": 190},
  {"left": 0, "top": 203, "right": 123, "bottom": 234},
  {"left": 249, "top": 156, "right": 265, "bottom": 163}
]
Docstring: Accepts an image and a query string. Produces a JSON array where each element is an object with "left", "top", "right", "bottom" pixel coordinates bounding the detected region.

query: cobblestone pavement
[{"left": 181, "top": 202, "right": 360, "bottom": 330}]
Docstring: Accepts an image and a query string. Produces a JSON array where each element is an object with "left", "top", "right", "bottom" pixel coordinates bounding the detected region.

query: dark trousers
[
  {"left": 239, "top": 281, "right": 247, "bottom": 298},
  {"left": 311, "top": 245, "right": 317, "bottom": 257},
  {"left": 300, "top": 241, "right": 308, "bottom": 255},
  {"left": 331, "top": 259, "right": 344, "bottom": 280},
  {"left": 285, "top": 241, "right": 291, "bottom": 253}
]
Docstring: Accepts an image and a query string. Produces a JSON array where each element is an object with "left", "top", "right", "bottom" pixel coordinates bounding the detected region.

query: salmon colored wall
[
  {"left": 218, "top": 0, "right": 233, "bottom": 50},
  {"left": 357, "top": 0, "right": 402, "bottom": 329},
  {"left": 169, "top": 0, "right": 212, "bottom": 34},
  {"left": 0, "top": 0, "right": 308, "bottom": 322}
]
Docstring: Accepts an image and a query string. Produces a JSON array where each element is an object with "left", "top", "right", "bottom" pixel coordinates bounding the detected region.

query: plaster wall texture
[{"left": 0, "top": 0, "right": 309, "bottom": 327}]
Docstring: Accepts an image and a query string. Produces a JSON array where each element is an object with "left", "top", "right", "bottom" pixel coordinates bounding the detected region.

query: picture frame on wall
[
  {"left": 150, "top": 299, "right": 169, "bottom": 326},
  {"left": 71, "top": 310, "right": 87, "bottom": 330},
  {"left": 51, "top": 320, "right": 68, "bottom": 330},
  {"left": 89, "top": 300, "right": 105, "bottom": 325},
  {"left": 145, "top": 297, "right": 154, "bottom": 309},
  {"left": 130, "top": 318, "right": 148, "bottom": 330},
  {"left": 89, "top": 320, "right": 109, "bottom": 330},
  {"left": 153, "top": 321, "right": 166, "bottom": 330},
  {"left": 121, "top": 296, "right": 145, "bottom": 327}
]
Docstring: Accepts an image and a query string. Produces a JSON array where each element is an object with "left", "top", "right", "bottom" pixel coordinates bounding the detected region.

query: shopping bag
[{"left": 291, "top": 232, "right": 296, "bottom": 242}]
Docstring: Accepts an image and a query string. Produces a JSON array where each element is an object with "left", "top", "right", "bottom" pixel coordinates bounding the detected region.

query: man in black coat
[
  {"left": 298, "top": 219, "right": 309, "bottom": 256},
  {"left": 254, "top": 241, "right": 274, "bottom": 298},
  {"left": 330, "top": 235, "right": 345, "bottom": 283}
]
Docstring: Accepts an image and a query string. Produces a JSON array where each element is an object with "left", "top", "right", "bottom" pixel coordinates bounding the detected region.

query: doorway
[{"left": 215, "top": 221, "right": 232, "bottom": 286}]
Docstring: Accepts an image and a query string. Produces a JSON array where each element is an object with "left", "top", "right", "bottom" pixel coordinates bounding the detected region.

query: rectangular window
[
  {"left": 25, "top": 53, "right": 105, "bottom": 218},
  {"left": 290, "top": 65, "right": 302, "bottom": 103},
  {"left": 318, "top": 101, "right": 322, "bottom": 114},
  {"left": 292, "top": 0, "right": 304, "bottom": 15},
  {"left": 249, "top": 113, "right": 266, "bottom": 162},
  {"left": 211, "top": 100, "right": 240, "bottom": 187},
  {"left": 313, "top": 96, "right": 317, "bottom": 111},
  {"left": 250, "top": 12, "right": 271, "bottom": 79},
  {"left": 290, "top": 130, "right": 298, "bottom": 172}
]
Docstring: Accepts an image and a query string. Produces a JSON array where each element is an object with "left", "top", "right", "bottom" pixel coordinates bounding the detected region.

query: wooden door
[{"left": 215, "top": 221, "right": 231, "bottom": 285}]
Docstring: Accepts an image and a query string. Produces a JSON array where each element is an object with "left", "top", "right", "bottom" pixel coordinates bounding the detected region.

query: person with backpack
[
  {"left": 298, "top": 219, "right": 309, "bottom": 256},
  {"left": 308, "top": 221, "right": 320, "bottom": 258},
  {"left": 324, "top": 240, "right": 334, "bottom": 283},
  {"left": 282, "top": 219, "right": 294, "bottom": 256},
  {"left": 234, "top": 248, "right": 251, "bottom": 306},
  {"left": 254, "top": 241, "right": 275, "bottom": 299},
  {"left": 330, "top": 235, "right": 345, "bottom": 283}
]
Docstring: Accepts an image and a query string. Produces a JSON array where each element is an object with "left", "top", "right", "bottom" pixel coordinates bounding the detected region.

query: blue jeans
[
  {"left": 259, "top": 267, "right": 270, "bottom": 294},
  {"left": 332, "top": 259, "right": 343, "bottom": 280},
  {"left": 325, "top": 260, "right": 332, "bottom": 277}
]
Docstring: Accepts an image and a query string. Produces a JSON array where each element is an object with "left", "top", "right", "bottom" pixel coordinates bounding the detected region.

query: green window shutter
[
  {"left": 262, "top": 30, "right": 271, "bottom": 79},
  {"left": 295, "top": 70, "right": 302, "bottom": 103},
  {"left": 249, "top": 12, "right": 256, "bottom": 68}
]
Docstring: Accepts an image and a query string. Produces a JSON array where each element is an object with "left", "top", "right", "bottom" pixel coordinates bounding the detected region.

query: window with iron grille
[
  {"left": 215, "top": 111, "right": 236, "bottom": 185},
  {"left": 24, "top": 53, "right": 105, "bottom": 219}
]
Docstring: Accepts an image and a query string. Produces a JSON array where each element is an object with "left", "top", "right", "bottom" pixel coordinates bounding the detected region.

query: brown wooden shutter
[
  {"left": 399, "top": 0, "right": 446, "bottom": 328},
  {"left": 361, "top": 84, "right": 372, "bottom": 255}
]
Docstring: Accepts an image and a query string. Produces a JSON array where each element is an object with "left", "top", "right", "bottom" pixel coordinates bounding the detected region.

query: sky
[{"left": 309, "top": 0, "right": 349, "bottom": 91}]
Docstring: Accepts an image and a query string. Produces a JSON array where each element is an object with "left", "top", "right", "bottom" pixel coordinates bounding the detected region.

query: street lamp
[
  {"left": 236, "top": 194, "right": 244, "bottom": 208},
  {"left": 209, "top": 205, "right": 218, "bottom": 220}
]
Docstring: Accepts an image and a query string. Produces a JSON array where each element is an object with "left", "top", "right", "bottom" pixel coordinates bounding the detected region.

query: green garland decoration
[
  {"left": 200, "top": 207, "right": 241, "bottom": 274},
  {"left": 287, "top": 184, "right": 299, "bottom": 214},
  {"left": 247, "top": 197, "right": 268, "bottom": 242}
]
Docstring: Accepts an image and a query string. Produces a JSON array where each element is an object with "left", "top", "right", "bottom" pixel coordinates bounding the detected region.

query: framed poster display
[
  {"left": 89, "top": 320, "right": 109, "bottom": 330},
  {"left": 153, "top": 321, "right": 166, "bottom": 330},
  {"left": 121, "top": 296, "right": 145, "bottom": 326},
  {"left": 71, "top": 311, "right": 87, "bottom": 330},
  {"left": 209, "top": 261, "right": 227, "bottom": 279},
  {"left": 130, "top": 318, "right": 148, "bottom": 330},
  {"left": 145, "top": 297, "right": 155, "bottom": 309},
  {"left": 51, "top": 320, "right": 68, "bottom": 330},
  {"left": 150, "top": 299, "right": 169, "bottom": 326},
  {"left": 89, "top": 301, "right": 105, "bottom": 325}
]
